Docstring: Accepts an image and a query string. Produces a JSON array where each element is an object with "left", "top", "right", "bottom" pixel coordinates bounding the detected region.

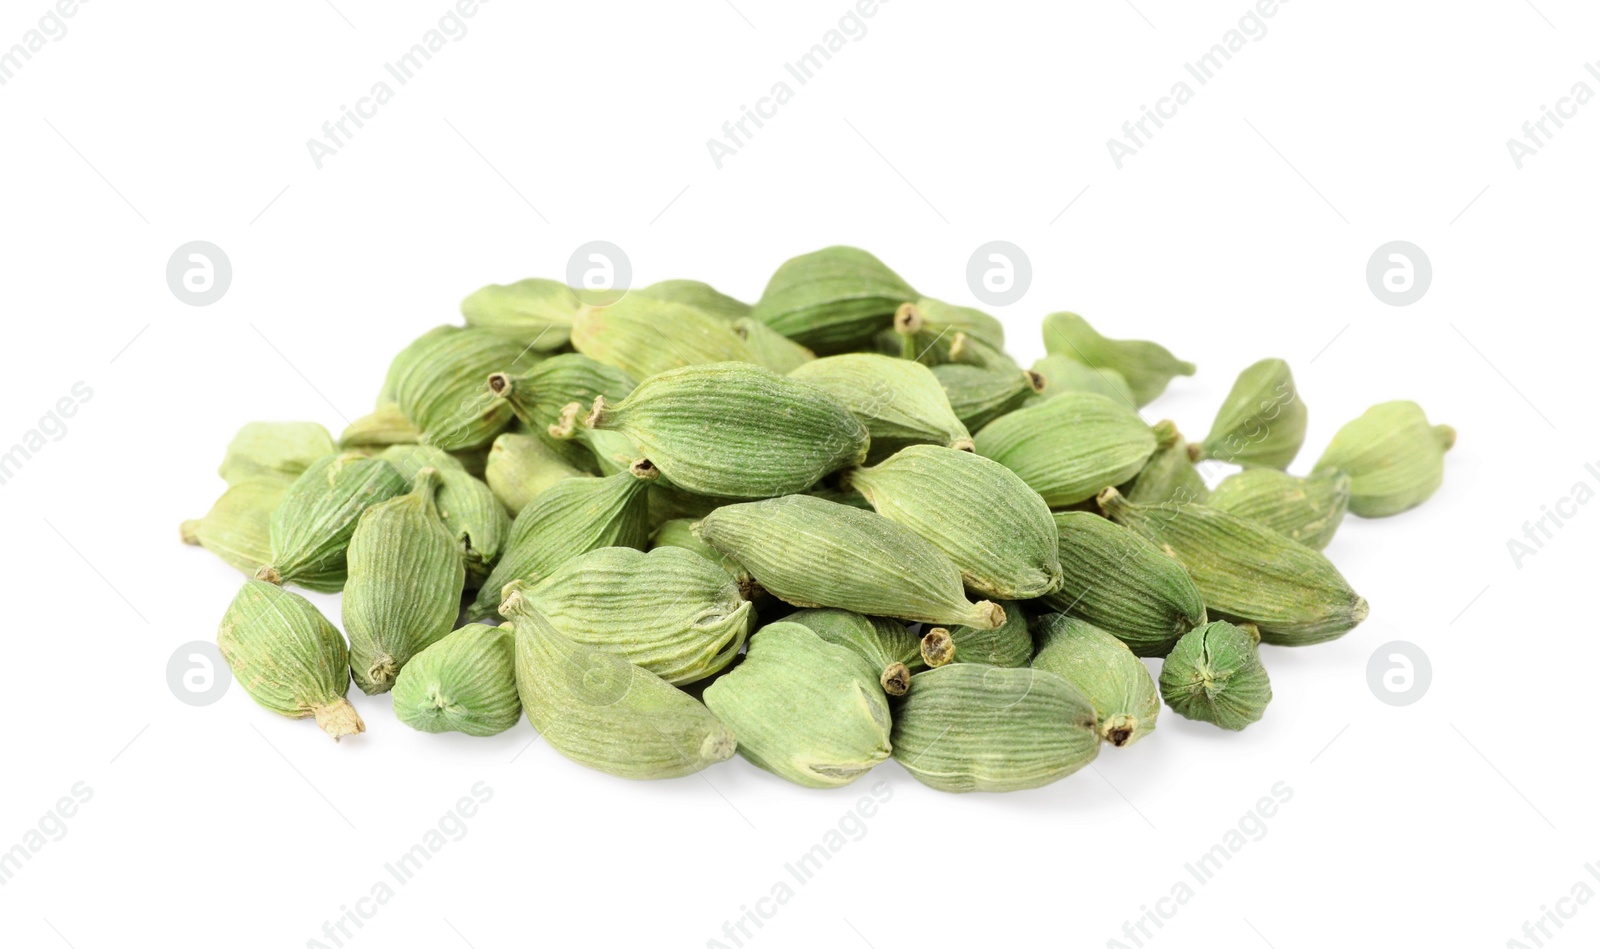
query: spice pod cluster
[{"left": 188, "top": 246, "right": 1455, "bottom": 792}]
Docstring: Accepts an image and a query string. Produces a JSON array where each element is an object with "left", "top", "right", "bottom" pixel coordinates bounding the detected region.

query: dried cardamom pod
[
  {"left": 468, "top": 469, "right": 654, "bottom": 619},
  {"left": 459, "top": 278, "right": 582, "bottom": 351},
  {"left": 513, "top": 547, "right": 751, "bottom": 685},
  {"left": 934, "top": 600, "right": 1033, "bottom": 667},
  {"left": 932, "top": 363, "right": 1042, "bottom": 431},
  {"left": 1209, "top": 468, "right": 1350, "bottom": 550},
  {"left": 504, "top": 591, "right": 737, "bottom": 780},
  {"left": 572, "top": 295, "right": 756, "bottom": 380},
  {"left": 387, "top": 325, "right": 535, "bottom": 451},
  {"left": 974, "top": 391, "right": 1159, "bottom": 507},
  {"left": 1158, "top": 620, "right": 1271, "bottom": 731},
  {"left": 217, "top": 579, "right": 364, "bottom": 740},
  {"left": 339, "top": 403, "right": 421, "bottom": 450},
  {"left": 1193, "top": 358, "right": 1306, "bottom": 469},
  {"left": 891, "top": 664, "right": 1101, "bottom": 793},
  {"left": 1032, "top": 613, "right": 1160, "bottom": 747},
  {"left": 1030, "top": 353, "right": 1138, "bottom": 408},
  {"left": 790, "top": 354, "right": 973, "bottom": 458},
  {"left": 484, "top": 432, "right": 590, "bottom": 516},
  {"left": 1040, "top": 312, "right": 1194, "bottom": 406},
  {"left": 1044, "top": 512, "right": 1207, "bottom": 657},
  {"left": 635, "top": 279, "right": 753, "bottom": 321},
  {"left": 182, "top": 476, "right": 292, "bottom": 578},
  {"left": 697, "top": 495, "right": 1006, "bottom": 629},
  {"left": 703, "top": 622, "right": 892, "bottom": 788},
  {"left": 892, "top": 297, "right": 1006, "bottom": 358},
  {"left": 343, "top": 469, "right": 467, "bottom": 694},
  {"left": 751, "top": 246, "right": 916, "bottom": 353},
  {"left": 257, "top": 452, "right": 409, "bottom": 592},
  {"left": 732, "top": 316, "right": 816, "bottom": 373},
  {"left": 378, "top": 445, "right": 510, "bottom": 587},
  {"left": 486, "top": 353, "right": 637, "bottom": 471},
  {"left": 784, "top": 608, "right": 923, "bottom": 696},
  {"left": 392, "top": 624, "right": 520, "bottom": 737},
  {"left": 1099, "top": 487, "right": 1367, "bottom": 645},
  {"left": 1313, "top": 400, "right": 1455, "bottom": 517},
  {"left": 218, "top": 421, "right": 335, "bottom": 486},
  {"left": 586, "top": 362, "right": 868, "bottom": 498},
  {"left": 1125, "top": 420, "right": 1209, "bottom": 505}
]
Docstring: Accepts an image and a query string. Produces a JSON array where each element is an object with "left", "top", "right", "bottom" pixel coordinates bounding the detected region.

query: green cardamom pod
[
  {"left": 515, "top": 547, "right": 751, "bottom": 685},
  {"left": 1158, "top": 620, "right": 1271, "bottom": 730},
  {"left": 503, "top": 591, "right": 737, "bottom": 780},
  {"left": 1313, "top": 400, "right": 1455, "bottom": 517},
  {"left": 790, "top": 354, "right": 973, "bottom": 458},
  {"left": 183, "top": 476, "right": 292, "bottom": 578},
  {"left": 974, "top": 392, "right": 1159, "bottom": 507},
  {"left": 732, "top": 316, "right": 816, "bottom": 373},
  {"left": 1040, "top": 312, "right": 1194, "bottom": 406},
  {"left": 217, "top": 580, "right": 365, "bottom": 740},
  {"left": 468, "top": 469, "right": 654, "bottom": 619},
  {"left": 572, "top": 295, "right": 756, "bottom": 380},
  {"left": 891, "top": 664, "right": 1101, "bottom": 793},
  {"left": 932, "top": 363, "right": 1042, "bottom": 431},
  {"left": 339, "top": 403, "right": 421, "bottom": 450},
  {"left": 459, "top": 278, "right": 582, "bottom": 351},
  {"left": 343, "top": 469, "right": 467, "bottom": 694},
  {"left": 930, "top": 600, "right": 1033, "bottom": 668},
  {"left": 1126, "top": 420, "right": 1209, "bottom": 505},
  {"left": 1044, "top": 512, "right": 1208, "bottom": 657},
  {"left": 847, "top": 445, "right": 1062, "bottom": 600},
  {"left": 1209, "top": 468, "right": 1351, "bottom": 550},
  {"left": 1030, "top": 353, "right": 1138, "bottom": 408},
  {"left": 635, "top": 279, "right": 753, "bottom": 321},
  {"left": 1193, "top": 358, "right": 1306, "bottom": 469},
  {"left": 1032, "top": 613, "right": 1160, "bottom": 747},
  {"left": 697, "top": 495, "right": 1006, "bottom": 629},
  {"left": 258, "top": 452, "right": 409, "bottom": 592},
  {"left": 892, "top": 297, "right": 1006, "bottom": 358},
  {"left": 392, "top": 623, "right": 520, "bottom": 737},
  {"left": 586, "top": 362, "right": 868, "bottom": 498},
  {"left": 218, "top": 422, "right": 335, "bottom": 486},
  {"left": 703, "top": 622, "right": 892, "bottom": 788},
  {"left": 378, "top": 445, "right": 510, "bottom": 587},
  {"left": 1099, "top": 487, "right": 1367, "bottom": 645},
  {"left": 486, "top": 353, "right": 637, "bottom": 471},
  {"left": 752, "top": 246, "right": 916, "bottom": 353},
  {"left": 484, "top": 432, "right": 590, "bottom": 516},
  {"left": 387, "top": 325, "right": 536, "bottom": 451},
  {"left": 784, "top": 608, "right": 923, "bottom": 696}
]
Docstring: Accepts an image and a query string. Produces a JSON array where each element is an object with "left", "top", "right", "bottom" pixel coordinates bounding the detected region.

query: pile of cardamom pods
[{"left": 185, "top": 246, "right": 1454, "bottom": 792}]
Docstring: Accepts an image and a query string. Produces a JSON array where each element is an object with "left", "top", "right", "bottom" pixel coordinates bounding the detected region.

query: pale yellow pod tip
[
  {"left": 893, "top": 301, "right": 924, "bottom": 335},
  {"left": 254, "top": 564, "right": 283, "bottom": 585},
  {"left": 180, "top": 520, "right": 201, "bottom": 545},
  {"left": 921, "top": 628, "right": 955, "bottom": 667},
  {"left": 548, "top": 401, "right": 585, "bottom": 440},
  {"left": 486, "top": 371, "right": 514, "bottom": 399},
  {"left": 1024, "top": 370, "right": 1046, "bottom": 393},
  {"left": 881, "top": 662, "right": 911, "bottom": 696},
  {"left": 312, "top": 698, "right": 366, "bottom": 741}
]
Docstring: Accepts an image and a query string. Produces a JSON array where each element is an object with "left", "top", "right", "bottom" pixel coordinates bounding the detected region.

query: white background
[{"left": 1, "top": 1, "right": 1594, "bottom": 947}]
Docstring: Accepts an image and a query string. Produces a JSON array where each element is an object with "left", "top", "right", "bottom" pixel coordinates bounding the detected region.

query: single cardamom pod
[
  {"left": 1193, "top": 358, "right": 1306, "bottom": 469},
  {"left": 468, "top": 469, "right": 654, "bottom": 619},
  {"left": 920, "top": 626, "right": 956, "bottom": 666},
  {"left": 635, "top": 279, "right": 753, "bottom": 321},
  {"left": 732, "top": 316, "right": 816, "bottom": 373},
  {"left": 218, "top": 422, "right": 335, "bottom": 486},
  {"left": 1313, "top": 400, "right": 1455, "bottom": 517},
  {"left": 1158, "top": 620, "right": 1271, "bottom": 730},
  {"left": 891, "top": 664, "right": 1101, "bottom": 793},
  {"left": 515, "top": 547, "right": 751, "bottom": 685},
  {"left": 257, "top": 452, "right": 409, "bottom": 592},
  {"left": 339, "top": 403, "right": 421, "bottom": 450},
  {"left": 183, "top": 476, "right": 292, "bottom": 578},
  {"left": 892, "top": 297, "right": 1006, "bottom": 358},
  {"left": 1032, "top": 613, "right": 1160, "bottom": 747},
  {"left": 572, "top": 295, "right": 756, "bottom": 379},
  {"left": 847, "top": 445, "right": 1062, "bottom": 600},
  {"left": 703, "top": 622, "right": 893, "bottom": 788},
  {"left": 586, "top": 362, "right": 868, "bottom": 499},
  {"left": 1125, "top": 420, "right": 1209, "bottom": 505},
  {"left": 459, "top": 278, "right": 582, "bottom": 351},
  {"left": 392, "top": 624, "right": 520, "bottom": 737},
  {"left": 1044, "top": 512, "right": 1208, "bottom": 657},
  {"left": 1040, "top": 312, "right": 1194, "bottom": 406},
  {"left": 649, "top": 518, "right": 754, "bottom": 594},
  {"left": 1030, "top": 353, "right": 1138, "bottom": 408},
  {"left": 790, "top": 354, "right": 973, "bottom": 458},
  {"left": 974, "top": 392, "right": 1159, "bottom": 507},
  {"left": 784, "top": 608, "right": 923, "bottom": 696},
  {"left": 343, "top": 469, "right": 467, "bottom": 694},
  {"left": 486, "top": 353, "right": 637, "bottom": 470},
  {"left": 484, "top": 432, "right": 590, "bottom": 516},
  {"left": 1209, "top": 468, "right": 1351, "bottom": 550},
  {"left": 751, "top": 246, "right": 916, "bottom": 353},
  {"left": 1099, "top": 487, "right": 1367, "bottom": 645},
  {"left": 932, "top": 363, "right": 1042, "bottom": 431},
  {"left": 387, "top": 325, "right": 537, "bottom": 451},
  {"left": 217, "top": 579, "right": 365, "bottom": 740},
  {"left": 503, "top": 590, "right": 737, "bottom": 780},
  {"left": 697, "top": 495, "right": 1006, "bottom": 629},
  {"left": 937, "top": 600, "right": 1033, "bottom": 667}
]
